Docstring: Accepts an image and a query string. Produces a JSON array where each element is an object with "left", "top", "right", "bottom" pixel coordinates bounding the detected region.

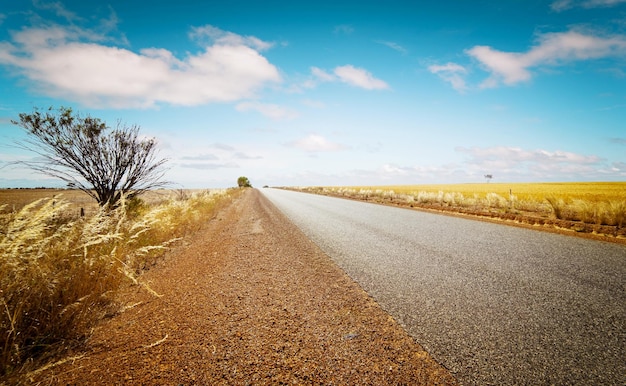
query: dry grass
[
  {"left": 0, "top": 188, "right": 240, "bottom": 378},
  {"left": 288, "top": 182, "right": 626, "bottom": 238}
]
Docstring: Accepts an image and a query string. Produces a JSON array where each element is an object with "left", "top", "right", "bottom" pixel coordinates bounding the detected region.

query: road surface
[{"left": 261, "top": 188, "right": 626, "bottom": 385}]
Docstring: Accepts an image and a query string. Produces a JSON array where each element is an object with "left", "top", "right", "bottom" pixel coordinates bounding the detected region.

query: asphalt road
[{"left": 260, "top": 188, "right": 626, "bottom": 385}]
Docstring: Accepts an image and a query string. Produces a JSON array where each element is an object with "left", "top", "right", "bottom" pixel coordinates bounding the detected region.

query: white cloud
[
  {"left": 428, "top": 62, "right": 468, "bottom": 92},
  {"left": 551, "top": 0, "right": 626, "bottom": 11},
  {"left": 286, "top": 134, "right": 348, "bottom": 152},
  {"left": 467, "top": 29, "right": 626, "bottom": 88},
  {"left": 235, "top": 101, "right": 298, "bottom": 120},
  {"left": 0, "top": 23, "right": 281, "bottom": 108},
  {"left": 333, "top": 65, "right": 390, "bottom": 90},
  {"left": 309, "top": 65, "right": 390, "bottom": 90}
]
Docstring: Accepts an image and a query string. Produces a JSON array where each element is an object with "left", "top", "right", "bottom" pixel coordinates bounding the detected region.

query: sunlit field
[
  {"left": 289, "top": 182, "right": 626, "bottom": 235},
  {"left": 0, "top": 188, "right": 241, "bottom": 378},
  {"left": 343, "top": 182, "right": 626, "bottom": 202}
]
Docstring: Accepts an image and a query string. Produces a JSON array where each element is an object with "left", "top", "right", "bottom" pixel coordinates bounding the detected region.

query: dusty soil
[{"left": 24, "top": 189, "right": 456, "bottom": 385}]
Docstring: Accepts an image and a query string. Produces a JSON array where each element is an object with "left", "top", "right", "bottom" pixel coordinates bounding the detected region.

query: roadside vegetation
[
  {"left": 0, "top": 188, "right": 239, "bottom": 379},
  {"left": 286, "top": 183, "right": 626, "bottom": 240}
]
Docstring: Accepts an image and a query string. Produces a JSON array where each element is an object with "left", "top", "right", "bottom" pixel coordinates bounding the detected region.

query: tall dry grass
[{"left": 0, "top": 189, "right": 237, "bottom": 377}]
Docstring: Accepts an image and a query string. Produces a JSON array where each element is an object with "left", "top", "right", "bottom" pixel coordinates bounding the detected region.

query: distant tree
[
  {"left": 237, "top": 176, "right": 252, "bottom": 188},
  {"left": 484, "top": 174, "right": 493, "bottom": 183},
  {"left": 13, "top": 107, "right": 168, "bottom": 208}
]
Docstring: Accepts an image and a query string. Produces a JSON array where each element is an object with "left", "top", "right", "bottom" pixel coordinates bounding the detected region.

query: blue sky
[{"left": 0, "top": 0, "right": 625, "bottom": 188}]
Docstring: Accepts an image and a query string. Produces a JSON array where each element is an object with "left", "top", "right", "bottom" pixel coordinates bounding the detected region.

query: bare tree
[
  {"left": 13, "top": 107, "right": 168, "bottom": 207},
  {"left": 484, "top": 174, "right": 493, "bottom": 183}
]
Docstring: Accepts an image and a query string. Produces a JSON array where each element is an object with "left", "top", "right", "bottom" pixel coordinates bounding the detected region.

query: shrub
[
  {"left": 573, "top": 200, "right": 598, "bottom": 224},
  {"left": 237, "top": 176, "right": 252, "bottom": 188},
  {"left": 486, "top": 193, "right": 507, "bottom": 209},
  {"left": 606, "top": 200, "right": 626, "bottom": 228},
  {"left": 545, "top": 195, "right": 566, "bottom": 219}
]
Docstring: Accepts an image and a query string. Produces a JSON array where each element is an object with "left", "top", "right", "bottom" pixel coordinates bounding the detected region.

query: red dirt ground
[{"left": 23, "top": 189, "right": 457, "bottom": 385}]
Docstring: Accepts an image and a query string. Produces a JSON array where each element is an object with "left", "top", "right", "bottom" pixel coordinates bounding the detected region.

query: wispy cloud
[
  {"left": 376, "top": 40, "right": 408, "bottom": 55},
  {"left": 428, "top": 62, "right": 468, "bottom": 92},
  {"left": 189, "top": 25, "right": 274, "bottom": 51},
  {"left": 234, "top": 152, "right": 262, "bottom": 160},
  {"left": 612, "top": 161, "right": 626, "bottom": 172},
  {"left": 286, "top": 134, "right": 348, "bottom": 152},
  {"left": 610, "top": 137, "right": 626, "bottom": 145},
  {"left": 467, "top": 29, "right": 626, "bottom": 88},
  {"left": 33, "top": 0, "right": 81, "bottom": 22},
  {"left": 551, "top": 0, "right": 626, "bottom": 11},
  {"left": 334, "top": 24, "right": 354, "bottom": 34},
  {"left": 0, "top": 7, "right": 281, "bottom": 108},
  {"left": 172, "top": 142, "right": 262, "bottom": 170},
  {"left": 341, "top": 145, "right": 618, "bottom": 184},
  {"left": 311, "top": 65, "right": 390, "bottom": 90},
  {"left": 178, "top": 162, "right": 239, "bottom": 170},
  {"left": 236, "top": 101, "right": 298, "bottom": 120},
  {"left": 209, "top": 143, "right": 234, "bottom": 152},
  {"left": 180, "top": 154, "right": 219, "bottom": 161},
  {"left": 301, "top": 99, "right": 326, "bottom": 109}
]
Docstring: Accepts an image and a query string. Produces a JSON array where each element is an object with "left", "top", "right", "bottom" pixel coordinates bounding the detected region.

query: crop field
[
  {"left": 289, "top": 182, "right": 626, "bottom": 239},
  {"left": 0, "top": 188, "right": 240, "bottom": 379},
  {"left": 349, "top": 182, "right": 626, "bottom": 202}
]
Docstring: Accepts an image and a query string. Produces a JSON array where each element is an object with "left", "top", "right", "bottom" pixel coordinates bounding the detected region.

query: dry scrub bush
[
  {"left": 545, "top": 195, "right": 567, "bottom": 220},
  {"left": 0, "top": 189, "right": 233, "bottom": 378},
  {"left": 606, "top": 200, "right": 626, "bottom": 228},
  {"left": 573, "top": 200, "right": 599, "bottom": 224}
]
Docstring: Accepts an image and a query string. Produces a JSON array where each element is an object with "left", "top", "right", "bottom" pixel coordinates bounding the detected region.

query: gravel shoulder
[{"left": 25, "top": 189, "right": 456, "bottom": 385}]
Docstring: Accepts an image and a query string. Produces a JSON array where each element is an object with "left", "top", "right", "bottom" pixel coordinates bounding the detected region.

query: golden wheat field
[{"left": 343, "top": 182, "right": 626, "bottom": 202}]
